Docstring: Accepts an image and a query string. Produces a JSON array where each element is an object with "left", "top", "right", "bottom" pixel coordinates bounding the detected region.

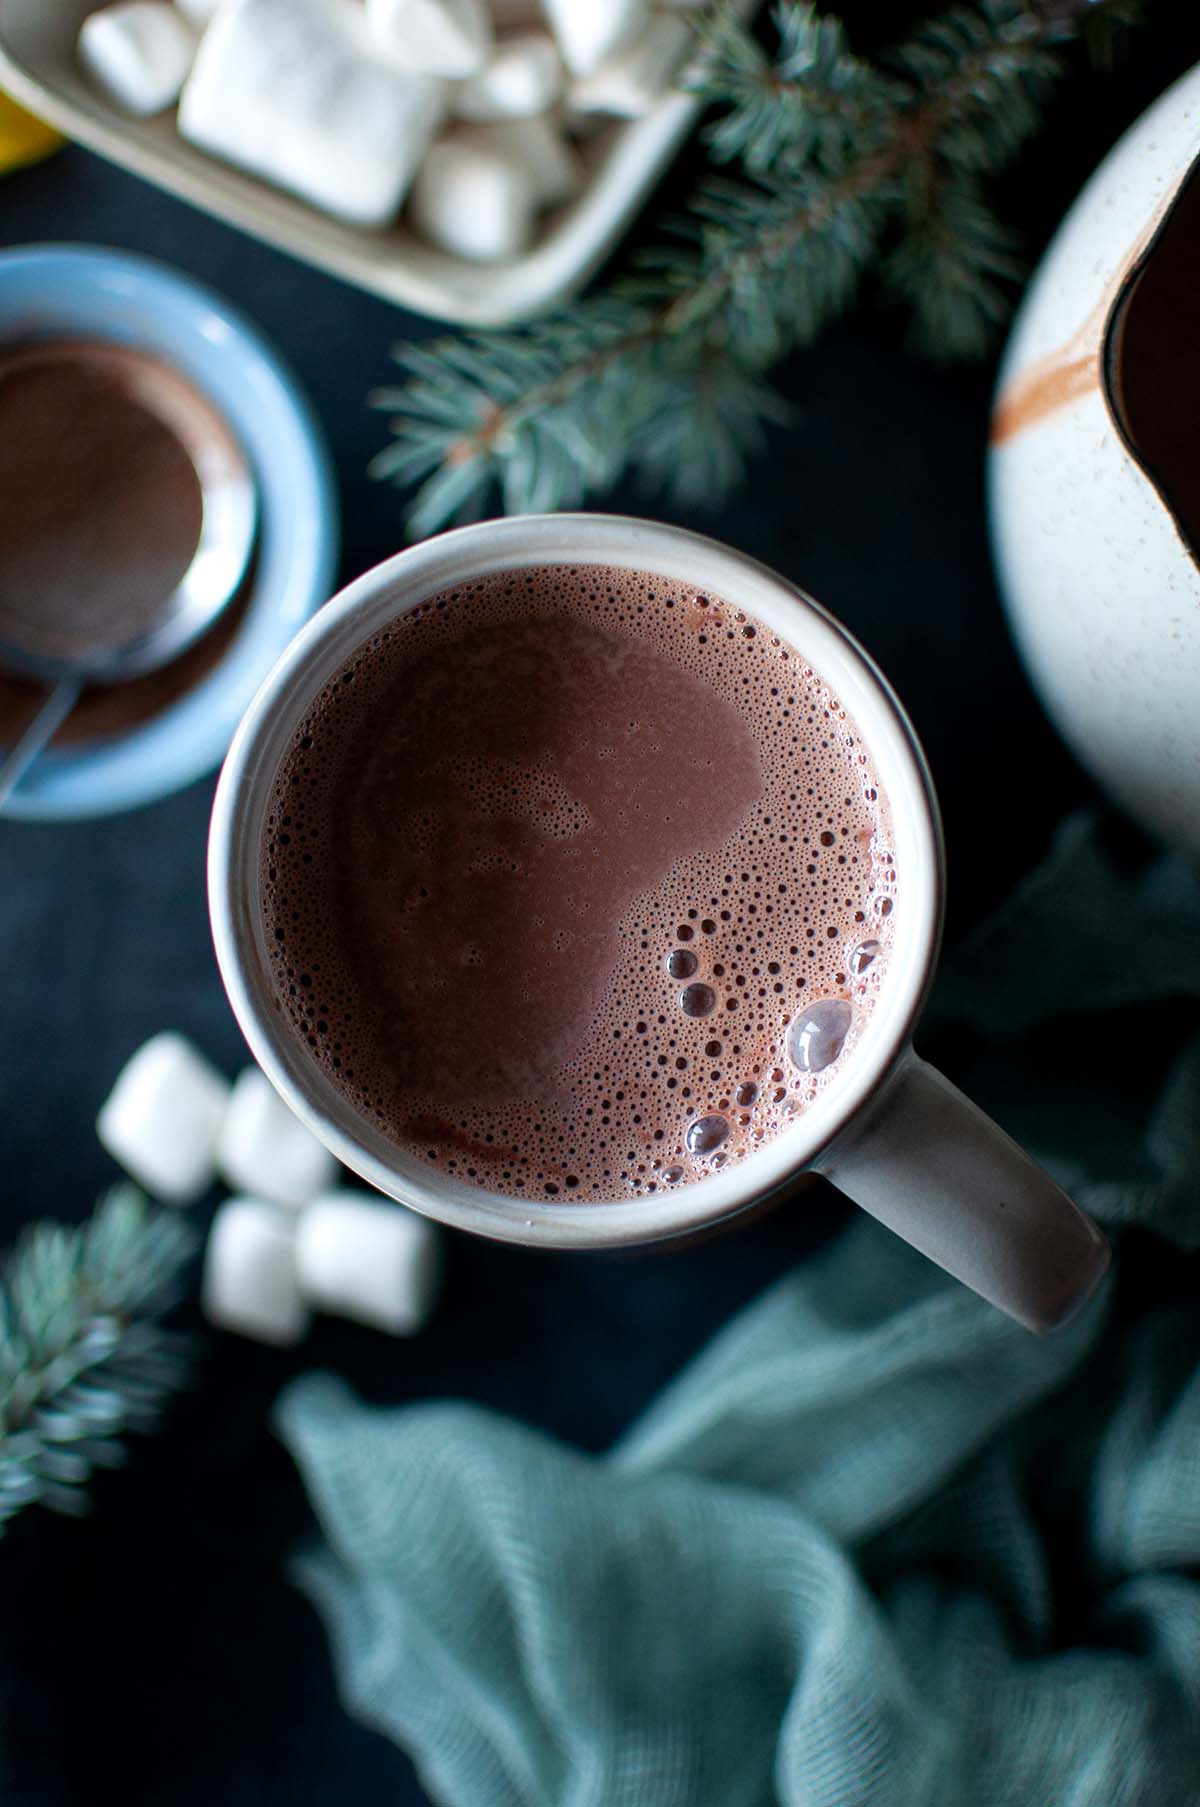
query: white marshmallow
[
  {"left": 295, "top": 1192, "right": 441, "bottom": 1335},
  {"left": 97, "top": 1033, "right": 229, "bottom": 1204},
  {"left": 455, "top": 32, "right": 563, "bottom": 121},
  {"left": 216, "top": 1066, "right": 338, "bottom": 1210},
  {"left": 174, "top": 0, "right": 222, "bottom": 26},
  {"left": 203, "top": 1198, "right": 308, "bottom": 1345},
  {"left": 79, "top": 3, "right": 197, "bottom": 117},
  {"left": 178, "top": 0, "right": 444, "bottom": 229},
  {"left": 366, "top": 0, "right": 491, "bottom": 79},
  {"left": 569, "top": 14, "right": 690, "bottom": 117},
  {"left": 473, "top": 114, "right": 580, "bottom": 205},
  {"left": 411, "top": 129, "right": 538, "bottom": 260},
  {"left": 540, "top": 0, "right": 647, "bottom": 76}
]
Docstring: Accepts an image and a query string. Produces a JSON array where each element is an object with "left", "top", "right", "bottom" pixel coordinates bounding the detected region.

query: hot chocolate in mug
[{"left": 209, "top": 515, "right": 1109, "bottom": 1333}]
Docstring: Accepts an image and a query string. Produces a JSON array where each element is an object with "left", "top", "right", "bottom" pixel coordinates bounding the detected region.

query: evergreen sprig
[
  {"left": 371, "top": 0, "right": 1144, "bottom": 534},
  {"left": 0, "top": 1187, "right": 194, "bottom": 1527}
]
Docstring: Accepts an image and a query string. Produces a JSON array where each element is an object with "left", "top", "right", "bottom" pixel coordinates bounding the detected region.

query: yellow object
[{"left": 0, "top": 91, "right": 62, "bottom": 173}]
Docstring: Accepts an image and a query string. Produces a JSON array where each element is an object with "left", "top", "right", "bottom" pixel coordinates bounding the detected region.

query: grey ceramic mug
[{"left": 209, "top": 515, "right": 1110, "bottom": 1332}]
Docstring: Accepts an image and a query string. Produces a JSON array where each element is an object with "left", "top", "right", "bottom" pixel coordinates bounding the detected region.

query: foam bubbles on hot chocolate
[
  {"left": 261, "top": 565, "right": 898, "bottom": 1202},
  {"left": 786, "top": 999, "right": 853, "bottom": 1074},
  {"left": 686, "top": 1115, "right": 731, "bottom": 1158}
]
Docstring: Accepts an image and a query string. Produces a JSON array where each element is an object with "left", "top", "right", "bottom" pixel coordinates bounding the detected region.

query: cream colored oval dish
[{"left": 0, "top": 0, "right": 753, "bottom": 326}]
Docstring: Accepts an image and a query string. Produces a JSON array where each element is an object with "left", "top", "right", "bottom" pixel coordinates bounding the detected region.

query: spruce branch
[
  {"left": 696, "top": 4, "right": 896, "bottom": 174},
  {"left": 0, "top": 1187, "right": 194, "bottom": 1527},
  {"left": 371, "top": 0, "right": 1146, "bottom": 533}
]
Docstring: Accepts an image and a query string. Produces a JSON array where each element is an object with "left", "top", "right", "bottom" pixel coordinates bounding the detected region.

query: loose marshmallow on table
[
  {"left": 178, "top": 0, "right": 444, "bottom": 229},
  {"left": 366, "top": 0, "right": 492, "bottom": 80},
  {"left": 295, "top": 1192, "right": 441, "bottom": 1335},
  {"left": 97, "top": 1032, "right": 230, "bottom": 1204},
  {"left": 203, "top": 1197, "right": 308, "bottom": 1345},
  {"left": 541, "top": 0, "right": 647, "bottom": 77},
  {"left": 570, "top": 14, "right": 691, "bottom": 118},
  {"left": 455, "top": 33, "right": 564, "bottom": 121},
  {"left": 216, "top": 1065, "right": 338, "bottom": 1210},
  {"left": 79, "top": 3, "right": 198, "bottom": 117}
]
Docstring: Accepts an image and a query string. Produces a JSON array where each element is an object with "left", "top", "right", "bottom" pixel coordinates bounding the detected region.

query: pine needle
[
  {"left": 0, "top": 1187, "right": 194, "bottom": 1527},
  {"left": 372, "top": 0, "right": 1146, "bottom": 534}
]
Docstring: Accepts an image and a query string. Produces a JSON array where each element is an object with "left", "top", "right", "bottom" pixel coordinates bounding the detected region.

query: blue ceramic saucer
[{"left": 0, "top": 244, "right": 338, "bottom": 820}]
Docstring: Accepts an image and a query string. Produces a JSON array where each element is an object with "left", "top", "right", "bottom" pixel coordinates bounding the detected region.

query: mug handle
[{"left": 814, "top": 1051, "right": 1110, "bottom": 1333}]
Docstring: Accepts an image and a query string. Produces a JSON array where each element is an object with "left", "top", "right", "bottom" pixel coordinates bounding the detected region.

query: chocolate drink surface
[
  {"left": 0, "top": 341, "right": 203, "bottom": 667},
  {"left": 261, "top": 565, "right": 898, "bottom": 1201}
]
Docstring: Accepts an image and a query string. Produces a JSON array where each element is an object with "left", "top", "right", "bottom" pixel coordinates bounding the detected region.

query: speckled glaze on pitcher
[{"left": 988, "top": 63, "right": 1200, "bottom": 857}]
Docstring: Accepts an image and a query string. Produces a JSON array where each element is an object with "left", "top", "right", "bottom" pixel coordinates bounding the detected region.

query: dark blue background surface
[{"left": 2, "top": 9, "right": 1199, "bottom": 1802}]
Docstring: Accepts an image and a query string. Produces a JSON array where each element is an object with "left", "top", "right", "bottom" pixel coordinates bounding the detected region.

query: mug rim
[{"left": 209, "top": 515, "right": 944, "bottom": 1247}]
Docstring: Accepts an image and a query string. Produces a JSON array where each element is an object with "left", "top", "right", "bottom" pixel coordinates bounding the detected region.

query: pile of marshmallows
[
  {"left": 97, "top": 1032, "right": 441, "bottom": 1346},
  {"left": 77, "top": 0, "right": 699, "bottom": 260}
]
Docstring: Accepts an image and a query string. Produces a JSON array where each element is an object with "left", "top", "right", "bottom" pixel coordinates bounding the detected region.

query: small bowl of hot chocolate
[{"left": 0, "top": 243, "right": 338, "bottom": 820}]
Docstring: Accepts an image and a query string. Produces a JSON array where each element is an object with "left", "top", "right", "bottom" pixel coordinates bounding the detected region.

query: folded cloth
[{"left": 276, "top": 814, "right": 1200, "bottom": 1807}]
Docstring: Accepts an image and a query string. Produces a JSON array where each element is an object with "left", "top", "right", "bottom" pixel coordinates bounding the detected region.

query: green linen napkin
[{"left": 276, "top": 815, "right": 1200, "bottom": 1806}]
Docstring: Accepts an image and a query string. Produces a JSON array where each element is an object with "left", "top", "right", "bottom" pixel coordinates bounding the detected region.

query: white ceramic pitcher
[{"left": 988, "top": 62, "right": 1200, "bottom": 857}]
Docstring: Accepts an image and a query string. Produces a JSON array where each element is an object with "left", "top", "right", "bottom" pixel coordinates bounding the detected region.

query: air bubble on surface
[
  {"left": 786, "top": 999, "right": 853, "bottom": 1073},
  {"left": 686, "top": 1114, "right": 730, "bottom": 1157},
  {"left": 848, "top": 939, "right": 881, "bottom": 976}
]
